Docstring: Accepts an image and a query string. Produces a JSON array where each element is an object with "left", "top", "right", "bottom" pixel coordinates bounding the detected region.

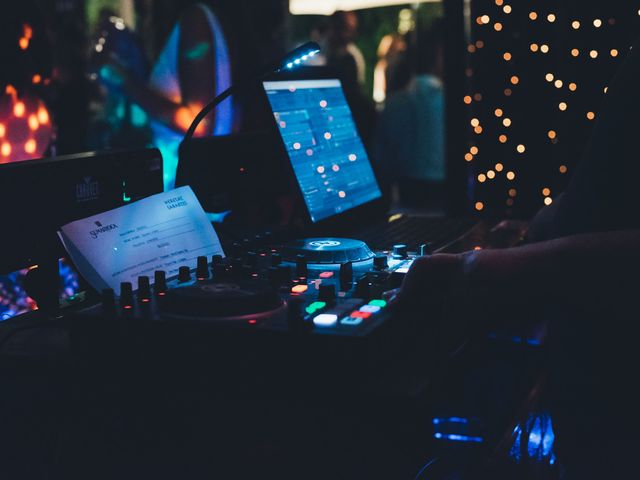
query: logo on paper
[{"left": 89, "top": 220, "right": 119, "bottom": 239}]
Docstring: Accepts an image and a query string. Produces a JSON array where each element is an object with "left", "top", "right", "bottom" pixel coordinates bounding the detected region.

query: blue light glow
[
  {"left": 294, "top": 59, "right": 301, "bottom": 65},
  {"left": 287, "top": 63, "right": 293, "bottom": 69},
  {"left": 432, "top": 416, "right": 470, "bottom": 425},
  {"left": 509, "top": 413, "right": 556, "bottom": 466},
  {"left": 434, "top": 433, "right": 483, "bottom": 443}
]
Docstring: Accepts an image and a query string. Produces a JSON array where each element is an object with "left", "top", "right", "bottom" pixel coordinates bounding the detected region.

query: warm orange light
[
  {"left": 572, "top": 20, "right": 580, "bottom": 29},
  {"left": 611, "top": 49, "right": 619, "bottom": 58},
  {"left": 593, "top": 19, "right": 602, "bottom": 28},
  {"left": 470, "top": 118, "right": 480, "bottom": 127},
  {"left": 470, "top": 146, "right": 479, "bottom": 155},
  {"left": 19, "top": 37, "right": 29, "bottom": 50},
  {"left": 548, "top": 130, "right": 557, "bottom": 139},
  {"left": 487, "top": 170, "right": 496, "bottom": 179},
  {"left": 14, "top": 102, "right": 25, "bottom": 117},
  {"left": 506, "top": 171, "right": 516, "bottom": 180},
  {"left": 474, "top": 126, "right": 483, "bottom": 134},
  {"left": 547, "top": 13, "right": 556, "bottom": 22},
  {"left": 24, "top": 139, "right": 36, "bottom": 154},
  {"left": 338, "top": 190, "right": 346, "bottom": 198},
  {"left": 494, "top": 22, "right": 503, "bottom": 31},
  {"left": 32, "top": 74, "right": 41, "bottom": 84},
  {"left": 544, "top": 197, "right": 553, "bottom": 206},
  {"left": 499, "top": 134, "right": 508, "bottom": 143},
  {"left": 503, "top": 52, "right": 512, "bottom": 61},
  {"left": 503, "top": 5, "right": 511, "bottom": 14},
  {"left": 465, "top": 153, "right": 473, "bottom": 161},
  {"left": 540, "top": 44, "right": 549, "bottom": 53},
  {"left": 28, "top": 118, "right": 40, "bottom": 135},
  {"left": 589, "top": 50, "right": 598, "bottom": 59},
  {"left": 495, "top": 0, "right": 504, "bottom": 5},
  {"left": 508, "top": 188, "right": 517, "bottom": 197},
  {"left": 559, "top": 102, "right": 568, "bottom": 111},
  {"left": 571, "top": 49, "right": 580, "bottom": 57},
  {"left": 495, "top": 108, "right": 503, "bottom": 117},
  {"left": 291, "top": 285, "right": 308, "bottom": 294},
  {"left": 529, "top": 11, "right": 538, "bottom": 20},
  {"left": 37, "top": 106, "right": 49, "bottom": 124},
  {"left": 516, "top": 144, "right": 526, "bottom": 153},
  {"left": 559, "top": 165, "right": 568, "bottom": 173},
  {"left": 23, "top": 24, "right": 33, "bottom": 39},
  {"left": 502, "top": 118, "right": 512, "bottom": 127},
  {"left": 475, "top": 40, "right": 484, "bottom": 49},
  {"left": 495, "top": 163, "right": 504, "bottom": 172},
  {"left": 478, "top": 174, "right": 487, "bottom": 183},
  {"left": 545, "top": 73, "right": 554, "bottom": 82},
  {"left": 467, "top": 44, "right": 476, "bottom": 53},
  {"left": 568, "top": 83, "right": 577, "bottom": 91},
  {"left": 463, "top": 95, "right": 472, "bottom": 104},
  {"left": 542, "top": 188, "right": 551, "bottom": 196},
  {"left": 480, "top": 15, "right": 490, "bottom": 24},
  {"left": 0, "top": 124, "right": 4, "bottom": 137},
  {"left": 473, "top": 93, "right": 483, "bottom": 101},
  {"left": 475, "top": 202, "right": 484, "bottom": 211},
  {"left": 530, "top": 43, "right": 539, "bottom": 52},
  {"left": 587, "top": 111, "right": 595, "bottom": 120},
  {"left": 554, "top": 80, "right": 563, "bottom": 88},
  {"left": 510, "top": 76, "right": 519, "bottom": 85},
  {"left": 1, "top": 142, "right": 11, "bottom": 157}
]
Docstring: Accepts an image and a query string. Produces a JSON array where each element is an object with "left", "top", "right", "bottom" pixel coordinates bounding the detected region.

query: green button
[
  {"left": 368, "top": 299, "right": 387, "bottom": 308},
  {"left": 305, "top": 301, "right": 327, "bottom": 315}
]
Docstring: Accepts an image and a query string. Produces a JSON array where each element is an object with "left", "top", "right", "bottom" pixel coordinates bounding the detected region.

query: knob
[
  {"left": 277, "top": 265, "right": 292, "bottom": 284},
  {"left": 339, "top": 261, "right": 353, "bottom": 291},
  {"left": 196, "top": 256, "right": 210, "bottom": 280},
  {"left": 212, "top": 254, "right": 224, "bottom": 265},
  {"left": 101, "top": 288, "right": 116, "bottom": 313},
  {"left": 178, "top": 266, "right": 191, "bottom": 282},
  {"left": 137, "top": 276, "right": 151, "bottom": 302},
  {"left": 246, "top": 251, "right": 258, "bottom": 267},
  {"left": 229, "top": 242, "right": 242, "bottom": 257},
  {"left": 296, "top": 254, "right": 308, "bottom": 278},
  {"left": 355, "top": 274, "right": 370, "bottom": 299},
  {"left": 373, "top": 254, "right": 388, "bottom": 270},
  {"left": 154, "top": 270, "right": 167, "bottom": 295},
  {"left": 271, "top": 252, "right": 282, "bottom": 267},
  {"left": 318, "top": 283, "right": 336, "bottom": 303},
  {"left": 392, "top": 244, "right": 408, "bottom": 259},
  {"left": 120, "top": 282, "right": 134, "bottom": 309},
  {"left": 212, "top": 262, "right": 227, "bottom": 278},
  {"left": 419, "top": 243, "right": 433, "bottom": 256}
]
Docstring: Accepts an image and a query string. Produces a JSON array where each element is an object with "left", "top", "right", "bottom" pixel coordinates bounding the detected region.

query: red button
[{"left": 350, "top": 311, "right": 372, "bottom": 319}]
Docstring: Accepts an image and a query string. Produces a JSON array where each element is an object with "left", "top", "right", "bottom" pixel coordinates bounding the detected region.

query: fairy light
[
  {"left": 540, "top": 44, "right": 550, "bottom": 53},
  {"left": 547, "top": 13, "right": 556, "bottom": 23},
  {"left": 589, "top": 50, "right": 599, "bottom": 59},
  {"left": 464, "top": 95, "right": 472, "bottom": 104},
  {"left": 503, "top": 52, "right": 512, "bottom": 61},
  {"left": 571, "top": 48, "right": 580, "bottom": 57},
  {"left": 572, "top": 20, "right": 580, "bottom": 29},
  {"left": 495, "top": 163, "right": 504, "bottom": 172},
  {"left": 568, "top": 82, "right": 577, "bottom": 91},
  {"left": 554, "top": 79, "right": 563, "bottom": 88},
  {"left": 516, "top": 144, "right": 526, "bottom": 153},
  {"left": 487, "top": 170, "right": 496, "bottom": 179},
  {"left": 545, "top": 73, "right": 554, "bottom": 82},
  {"left": 558, "top": 102, "right": 568, "bottom": 111},
  {"left": 586, "top": 111, "right": 595, "bottom": 120},
  {"left": 503, "top": 5, "right": 512, "bottom": 14},
  {"left": 470, "top": 146, "right": 479, "bottom": 155},
  {"left": 593, "top": 18, "right": 602, "bottom": 28},
  {"left": 529, "top": 11, "right": 538, "bottom": 20},
  {"left": 475, "top": 202, "right": 484, "bottom": 211}
]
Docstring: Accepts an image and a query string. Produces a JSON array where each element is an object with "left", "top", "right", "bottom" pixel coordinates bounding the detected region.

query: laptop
[{"left": 262, "top": 77, "right": 477, "bottom": 251}]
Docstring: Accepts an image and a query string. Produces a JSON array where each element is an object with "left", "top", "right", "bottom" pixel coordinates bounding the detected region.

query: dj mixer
[{"left": 73, "top": 237, "right": 428, "bottom": 338}]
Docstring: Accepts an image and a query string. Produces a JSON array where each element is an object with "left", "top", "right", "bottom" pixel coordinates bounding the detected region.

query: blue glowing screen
[{"left": 264, "top": 79, "right": 381, "bottom": 223}]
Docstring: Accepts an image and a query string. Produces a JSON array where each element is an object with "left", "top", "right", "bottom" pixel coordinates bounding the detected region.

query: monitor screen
[{"left": 263, "top": 79, "right": 381, "bottom": 223}]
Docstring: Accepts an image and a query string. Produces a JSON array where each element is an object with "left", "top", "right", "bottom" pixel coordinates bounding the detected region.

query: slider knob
[
  {"left": 339, "top": 261, "right": 353, "bottom": 291},
  {"left": 120, "top": 282, "right": 134, "bottom": 309},
  {"left": 196, "top": 256, "right": 210, "bottom": 280},
  {"left": 212, "top": 254, "right": 224, "bottom": 265},
  {"left": 287, "top": 296, "right": 311, "bottom": 333},
  {"left": 154, "top": 270, "right": 167, "bottom": 295},
  {"left": 318, "top": 283, "right": 336, "bottom": 303},
  {"left": 419, "top": 243, "right": 433, "bottom": 256},
  {"left": 178, "top": 266, "right": 191, "bottom": 282},
  {"left": 392, "top": 244, "right": 408, "bottom": 259},
  {"left": 296, "top": 254, "right": 308, "bottom": 278},
  {"left": 101, "top": 288, "right": 116, "bottom": 313},
  {"left": 137, "top": 276, "right": 151, "bottom": 302},
  {"left": 373, "top": 254, "right": 388, "bottom": 270}
]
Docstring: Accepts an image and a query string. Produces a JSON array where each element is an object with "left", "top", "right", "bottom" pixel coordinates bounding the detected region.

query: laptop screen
[{"left": 263, "top": 79, "right": 381, "bottom": 223}]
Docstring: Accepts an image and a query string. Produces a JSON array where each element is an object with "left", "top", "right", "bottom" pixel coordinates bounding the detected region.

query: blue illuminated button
[
  {"left": 368, "top": 299, "right": 387, "bottom": 308},
  {"left": 340, "top": 316, "right": 363, "bottom": 326},
  {"left": 359, "top": 305, "right": 381, "bottom": 314},
  {"left": 313, "top": 313, "right": 338, "bottom": 327},
  {"left": 305, "top": 301, "right": 327, "bottom": 315}
]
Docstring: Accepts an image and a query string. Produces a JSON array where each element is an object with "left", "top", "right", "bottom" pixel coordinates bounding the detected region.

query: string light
[
  {"left": 571, "top": 48, "right": 580, "bottom": 57},
  {"left": 547, "top": 13, "right": 556, "bottom": 23},
  {"left": 589, "top": 50, "right": 599, "bottom": 59},
  {"left": 506, "top": 171, "right": 516, "bottom": 180},
  {"left": 503, "top": 5, "right": 512, "bottom": 14},
  {"left": 464, "top": 95, "right": 472, "bottom": 104},
  {"left": 558, "top": 102, "right": 568, "bottom": 111},
  {"left": 544, "top": 197, "right": 553, "bottom": 205},
  {"left": 516, "top": 144, "right": 526, "bottom": 153},
  {"left": 586, "top": 111, "right": 595, "bottom": 120},
  {"left": 470, "top": 146, "right": 479, "bottom": 155},
  {"left": 475, "top": 202, "right": 484, "bottom": 211},
  {"left": 593, "top": 18, "right": 602, "bottom": 28},
  {"left": 572, "top": 20, "right": 581, "bottom": 29},
  {"left": 487, "top": 170, "right": 496, "bottom": 179},
  {"left": 495, "top": 163, "right": 504, "bottom": 171},
  {"left": 540, "top": 44, "right": 550, "bottom": 53},
  {"left": 568, "top": 82, "right": 577, "bottom": 91},
  {"left": 529, "top": 11, "right": 538, "bottom": 20},
  {"left": 503, "top": 52, "right": 512, "bottom": 61},
  {"left": 502, "top": 118, "right": 512, "bottom": 127},
  {"left": 545, "top": 73, "right": 554, "bottom": 82}
]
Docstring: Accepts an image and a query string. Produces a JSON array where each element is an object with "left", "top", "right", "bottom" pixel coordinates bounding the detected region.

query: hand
[{"left": 393, "top": 253, "right": 464, "bottom": 310}]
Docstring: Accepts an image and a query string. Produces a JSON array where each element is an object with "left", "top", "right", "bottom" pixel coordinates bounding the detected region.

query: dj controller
[{"left": 75, "top": 237, "right": 427, "bottom": 337}]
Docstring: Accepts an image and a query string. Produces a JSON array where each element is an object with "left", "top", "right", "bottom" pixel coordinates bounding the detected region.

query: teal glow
[
  {"left": 368, "top": 299, "right": 387, "bottom": 308},
  {"left": 122, "top": 181, "right": 131, "bottom": 202},
  {"left": 131, "top": 103, "right": 148, "bottom": 127},
  {"left": 184, "top": 42, "right": 211, "bottom": 60}
]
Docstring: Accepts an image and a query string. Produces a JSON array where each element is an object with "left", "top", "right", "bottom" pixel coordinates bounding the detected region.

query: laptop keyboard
[{"left": 357, "top": 216, "right": 477, "bottom": 251}]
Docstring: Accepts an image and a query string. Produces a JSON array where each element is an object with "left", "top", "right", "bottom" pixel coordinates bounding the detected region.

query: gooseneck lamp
[{"left": 182, "top": 42, "right": 321, "bottom": 143}]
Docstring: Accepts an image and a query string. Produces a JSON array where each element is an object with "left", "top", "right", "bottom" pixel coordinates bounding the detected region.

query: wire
[{"left": 414, "top": 456, "right": 439, "bottom": 480}]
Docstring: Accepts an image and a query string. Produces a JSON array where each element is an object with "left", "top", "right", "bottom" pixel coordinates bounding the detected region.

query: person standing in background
[{"left": 373, "top": 23, "right": 446, "bottom": 209}]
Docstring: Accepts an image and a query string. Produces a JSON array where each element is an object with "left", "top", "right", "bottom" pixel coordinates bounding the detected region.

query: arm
[
  {"left": 116, "top": 6, "right": 217, "bottom": 134},
  {"left": 399, "top": 229, "right": 640, "bottom": 312}
]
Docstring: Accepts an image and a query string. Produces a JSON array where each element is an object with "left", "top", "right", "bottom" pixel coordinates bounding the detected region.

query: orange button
[{"left": 291, "top": 284, "right": 308, "bottom": 294}]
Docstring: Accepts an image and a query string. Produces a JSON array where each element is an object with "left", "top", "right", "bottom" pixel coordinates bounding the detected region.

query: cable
[{"left": 414, "top": 456, "right": 439, "bottom": 480}]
